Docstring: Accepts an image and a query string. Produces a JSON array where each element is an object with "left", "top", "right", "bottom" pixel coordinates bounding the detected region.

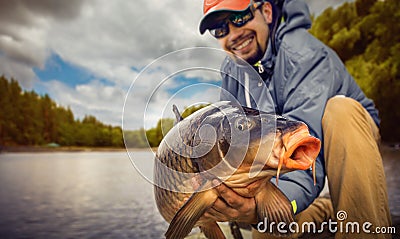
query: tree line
[
  {"left": 0, "top": 76, "right": 207, "bottom": 148},
  {"left": 124, "top": 104, "right": 207, "bottom": 148},
  {"left": 310, "top": 0, "right": 400, "bottom": 142},
  {"left": 0, "top": 76, "right": 123, "bottom": 147}
]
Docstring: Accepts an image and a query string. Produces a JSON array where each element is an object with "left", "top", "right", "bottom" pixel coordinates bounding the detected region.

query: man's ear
[{"left": 260, "top": 2, "right": 273, "bottom": 24}]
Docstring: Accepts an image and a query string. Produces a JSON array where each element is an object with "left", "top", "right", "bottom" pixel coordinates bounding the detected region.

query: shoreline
[
  {"left": 0, "top": 145, "right": 134, "bottom": 153},
  {"left": 0, "top": 143, "right": 398, "bottom": 154}
]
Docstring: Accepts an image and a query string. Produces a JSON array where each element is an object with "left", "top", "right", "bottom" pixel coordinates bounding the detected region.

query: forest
[
  {"left": 0, "top": 76, "right": 124, "bottom": 147},
  {"left": 0, "top": 76, "right": 205, "bottom": 148},
  {"left": 0, "top": 0, "right": 399, "bottom": 148},
  {"left": 310, "top": 0, "right": 399, "bottom": 142}
]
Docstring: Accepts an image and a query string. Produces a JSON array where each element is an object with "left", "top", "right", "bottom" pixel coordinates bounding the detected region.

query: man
[{"left": 198, "top": 0, "right": 392, "bottom": 238}]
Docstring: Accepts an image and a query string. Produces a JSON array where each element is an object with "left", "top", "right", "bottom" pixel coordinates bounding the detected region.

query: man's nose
[{"left": 227, "top": 23, "right": 245, "bottom": 41}]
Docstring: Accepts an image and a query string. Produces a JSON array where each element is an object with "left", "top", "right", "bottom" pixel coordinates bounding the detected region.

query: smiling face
[{"left": 216, "top": 2, "right": 273, "bottom": 65}]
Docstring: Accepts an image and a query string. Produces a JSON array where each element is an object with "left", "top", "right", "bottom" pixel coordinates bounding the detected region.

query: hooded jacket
[{"left": 219, "top": 0, "right": 379, "bottom": 213}]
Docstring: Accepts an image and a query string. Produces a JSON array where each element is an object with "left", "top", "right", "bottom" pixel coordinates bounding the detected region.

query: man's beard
[
  {"left": 229, "top": 41, "right": 266, "bottom": 66},
  {"left": 245, "top": 42, "right": 265, "bottom": 65}
]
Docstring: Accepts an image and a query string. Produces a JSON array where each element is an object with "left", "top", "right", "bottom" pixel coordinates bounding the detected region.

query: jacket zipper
[
  {"left": 255, "top": 61, "right": 264, "bottom": 74},
  {"left": 254, "top": 61, "right": 264, "bottom": 87}
]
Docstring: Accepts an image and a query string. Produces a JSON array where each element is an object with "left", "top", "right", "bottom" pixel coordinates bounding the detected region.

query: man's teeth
[{"left": 235, "top": 38, "right": 252, "bottom": 50}]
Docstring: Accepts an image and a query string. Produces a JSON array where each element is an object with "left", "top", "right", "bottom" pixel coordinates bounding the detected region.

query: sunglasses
[{"left": 209, "top": 2, "right": 263, "bottom": 39}]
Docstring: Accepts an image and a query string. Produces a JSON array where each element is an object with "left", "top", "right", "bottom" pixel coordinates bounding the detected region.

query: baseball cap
[{"left": 199, "top": 0, "right": 253, "bottom": 34}]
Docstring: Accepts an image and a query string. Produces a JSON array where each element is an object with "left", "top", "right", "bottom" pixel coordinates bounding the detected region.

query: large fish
[{"left": 154, "top": 101, "right": 320, "bottom": 239}]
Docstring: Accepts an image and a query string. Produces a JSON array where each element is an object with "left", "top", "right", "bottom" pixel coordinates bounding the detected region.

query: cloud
[
  {"left": 0, "top": 0, "right": 86, "bottom": 22},
  {"left": 0, "top": 0, "right": 218, "bottom": 84},
  {"left": 47, "top": 0, "right": 217, "bottom": 77},
  {"left": 40, "top": 79, "right": 126, "bottom": 126},
  {"left": 121, "top": 46, "right": 230, "bottom": 130},
  {"left": 0, "top": 0, "right": 89, "bottom": 87},
  {"left": 0, "top": 0, "right": 351, "bottom": 129},
  {"left": 0, "top": 0, "right": 220, "bottom": 128},
  {"left": 305, "top": 0, "right": 354, "bottom": 15},
  {"left": 123, "top": 82, "right": 221, "bottom": 130}
]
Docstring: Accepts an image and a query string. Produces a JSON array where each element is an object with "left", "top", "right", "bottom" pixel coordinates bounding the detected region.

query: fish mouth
[{"left": 277, "top": 124, "right": 321, "bottom": 184}]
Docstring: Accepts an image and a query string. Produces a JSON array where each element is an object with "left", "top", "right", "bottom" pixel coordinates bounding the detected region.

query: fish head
[
  {"left": 157, "top": 101, "right": 320, "bottom": 191},
  {"left": 243, "top": 111, "right": 321, "bottom": 182},
  {"left": 189, "top": 103, "right": 281, "bottom": 178},
  {"left": 193, "top": 103, "right": 320, "bottom": 183}
]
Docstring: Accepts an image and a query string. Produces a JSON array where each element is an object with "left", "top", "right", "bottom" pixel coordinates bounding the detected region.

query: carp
[{"left": 153, "top": 101, "right": 320, "bottom": 239}]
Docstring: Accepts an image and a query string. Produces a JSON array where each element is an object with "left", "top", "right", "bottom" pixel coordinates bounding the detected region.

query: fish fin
[
  {"left": 165, "top": 189, "right": 218, "bottom": 239},
  {"left": 200, "top": 222, "right": 226, "bottom": 239},
  {"left": 172, "top": 104, "right": 183, "bottom": 123},
  {"left": 255, "top": 181, "right": 294, "bottom": 235}
]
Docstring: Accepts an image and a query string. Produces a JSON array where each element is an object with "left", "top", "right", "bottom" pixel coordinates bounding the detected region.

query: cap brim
[
  {"left": 199, "top": 1, "right": 251, "bottom": 34},
  {"left": 199, "top": 9, "right": 246, "bottom": 34}
]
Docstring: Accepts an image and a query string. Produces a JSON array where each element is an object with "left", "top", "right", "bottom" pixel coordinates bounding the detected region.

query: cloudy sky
[{"left": 0, "top": 0, "right": 352, "bottom": 130}]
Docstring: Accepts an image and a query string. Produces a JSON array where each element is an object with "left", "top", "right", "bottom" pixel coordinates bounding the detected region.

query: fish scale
[{"left": 154, "top": 101, "right": 321, "bottom": 239}]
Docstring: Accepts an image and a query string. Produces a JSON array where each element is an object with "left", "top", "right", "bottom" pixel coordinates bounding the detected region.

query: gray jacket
[{"left": 219, "top": 0, "right": 379, "bottom": 213}]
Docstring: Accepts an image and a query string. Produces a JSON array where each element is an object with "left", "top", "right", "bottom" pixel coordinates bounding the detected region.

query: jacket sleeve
[
  {"left": 267, "top": 0, "right": 380, "bottom": 215},
  {"left": 271, "top": 26, "right": 379, "bottom": 214}
]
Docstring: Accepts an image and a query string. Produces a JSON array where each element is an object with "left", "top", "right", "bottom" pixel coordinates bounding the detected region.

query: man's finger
[
  {"left": 212, "top": 179, "right": 243, "bottom": 208},
  {"left": 204, "top": 207, "right": 230, "bottom": 222}
]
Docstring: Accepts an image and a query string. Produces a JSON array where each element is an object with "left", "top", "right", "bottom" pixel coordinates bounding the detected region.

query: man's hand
[{"left": 203, "top": 179, "right": 258, "bottom": 224}]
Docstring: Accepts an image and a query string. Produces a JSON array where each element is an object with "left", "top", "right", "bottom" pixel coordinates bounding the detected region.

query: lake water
[
  {"left": 0, "top": 149, "right": 399, "bottom": 239},
  {"left": 0, "top": 151, "right": 169, "bottom": 239}
]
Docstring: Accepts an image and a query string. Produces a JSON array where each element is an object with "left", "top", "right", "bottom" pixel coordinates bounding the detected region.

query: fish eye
[
  {"left": 237, "top": 124, "right": 244, "bottom": 131},
  {"left": 235, "top": 118, "right": 253, "bottom": 131}
]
